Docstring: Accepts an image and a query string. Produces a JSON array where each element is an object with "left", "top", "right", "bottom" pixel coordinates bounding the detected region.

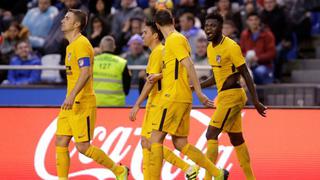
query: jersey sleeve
[
  {"left": 168, "top": 35, "right": 191, "bottom": 61},
  {"left": 147, "top": 48, "right": 162, "bottom": 74},
  {"left": 76, "top": 41, "right": 92, "bottom": 68},
  {"left": 230, "top": 43, "right": 245, "bottom": 67}
]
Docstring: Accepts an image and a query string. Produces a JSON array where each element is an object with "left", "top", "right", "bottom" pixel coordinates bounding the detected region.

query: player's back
[
  {"left": 161, "top": 31, "right": 192, "bottom": 103},
  {"left": 65, "top": 35, "right": 95, "bottom": 105},
  {"left": 146, "top": 43, "right": 163, "bottom": 107},
  {"left": 207, "top": 36, "right": 245, "bottom": 93}
]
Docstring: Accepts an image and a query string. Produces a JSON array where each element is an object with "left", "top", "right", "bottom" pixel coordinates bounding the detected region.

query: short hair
[
  {"left": 100, "top": 35, "right": 116, "bottom": 52},
  {"left": 182, "top": 12, "right": 195, "bottom": 25},
  {"left": 247, "top": 12, "right": 260, "bottom": 19},
  {"left": 15, "top": 39, "right": 30, "bottom": 48},
  {"left": 206, "top": 12, "right": 224, "bottom": 25},
  {"left": 68, "top": 9, "right": 88, "bottom": 31},
  {"left": 154, "top": 9, "right": 174, "bottom": 26},
  {"left": 145, "top": 20, "right": 164, "bottom": 41}
]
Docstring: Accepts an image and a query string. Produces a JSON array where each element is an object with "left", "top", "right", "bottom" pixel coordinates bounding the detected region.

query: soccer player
[
  {"left": 148, "top": 9, "right": 229, "bottom": 180},
  {"left": 129, "top": 20, "right": 200, "bottom": 180},
  {"left": 202, "top": 13, "right": 267, "bottom": 180},
  {"left": 55, "top": 9, "right": 128, "bottom": 180}
]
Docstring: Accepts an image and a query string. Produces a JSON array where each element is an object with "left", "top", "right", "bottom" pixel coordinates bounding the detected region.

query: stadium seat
[{"left": 41, "top": 54, "right": 62, "bottom": 83}]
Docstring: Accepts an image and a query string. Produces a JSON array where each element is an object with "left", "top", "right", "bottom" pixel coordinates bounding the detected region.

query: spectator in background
[
  {"left": 111, "top": 0, "right": 145, "bottom": 41},
  {"left": 121, "top": 34, "right": 148, "bottom": 89},
  {"left": 143, "top": 0, "right": 157, "bottom": 20},
  {"left": 43, "top": 0, "right": 88, "bottom": 55},
  {"left": 222, "top": 19, "right": 239, "bottom": 43},
  {"left": 88, "top": 16, "right": 108, "bottom": 47},
  {"left": 22, "top": 0, "right": 58, "bottom": 49},
  {"left": 239, "top": 0, "right": 258, "bottom": 31},
  {"left": 5, "top": 40, "right": 41, "bottom": 85},
  {"left": 0, "top": 21, "right": 28, "bottom": 83},
  {"left": 87, "top": 0, "right": 112, "bottom": 36},
  {"left": 179, "top": 12, "right": 206, "bottom": 55},
  {"left": 191, "top": 37, "right": 211, "bottom": 81},
  {"left": 208, "top": 0, "right": 242, "bottom": 33},
  {"left": 93, "top": 36, "right": 131, "bottom": 107},
  {"left": 261, "top": 0, "right": 294, "bottom": 82},
  {"left": 240, "top": 12, "right": 275, "bottom": 85},
  {"left": 118, "top": 16, "right": 144, "bottom": 53},
  {"left": 261, "top": 0, "right": 287, "bottom": 44}
]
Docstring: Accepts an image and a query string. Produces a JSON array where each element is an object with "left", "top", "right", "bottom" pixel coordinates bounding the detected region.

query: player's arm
[
  {"left": 180, "top": 57, "right": 213, "bottom": 107},
  {"left": 129, "top": 77, "right": 156, "bottom": 121},
  {"left": 237, "top": 64, "right": 266, "bottom": 117},
  {"left": 62, "top": 58, "right": 91, "bottom": 110},
  {"left": 147, "top": 73, "right": 162, "bottom": 84},
  {"left": 200, "top": 75, "right": 216, "bottom": 89}
]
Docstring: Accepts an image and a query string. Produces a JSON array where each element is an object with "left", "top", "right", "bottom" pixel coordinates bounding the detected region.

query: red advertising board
[{"left": 0, "top": 108, "right": 320, "bottom": 180}]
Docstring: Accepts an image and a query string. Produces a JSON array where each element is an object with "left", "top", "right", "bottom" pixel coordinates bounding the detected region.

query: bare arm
[
  {"left": 180, "top": 57, "right": 213, "bottom": 107},
  {"left": 237, "top": 64, "right": 267, "bottom": 117},
  {"left": 61, "top": 67, "right": 91, "bottom": 110},
  {"left": 129, "top": 78, "right": 156, "bottom": 121}
]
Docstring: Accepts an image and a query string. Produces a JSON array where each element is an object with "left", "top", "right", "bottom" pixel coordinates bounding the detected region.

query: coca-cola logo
[{"left": 34, "top": 110, "right": 242, "bottom": 179}]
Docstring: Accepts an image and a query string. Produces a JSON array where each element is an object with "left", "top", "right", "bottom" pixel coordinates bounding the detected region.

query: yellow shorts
[
  {"left": 152, "top": 101, "right": 192, "bottom": 137},
  {"left": 56, "top": 105, "right": 96, "bottom": 142},
  {"left": 210, "top": 88, "right": 247, "bottom": 133},
  {"left": 141, "top": 102, "right": 158, "bottom": 139}
]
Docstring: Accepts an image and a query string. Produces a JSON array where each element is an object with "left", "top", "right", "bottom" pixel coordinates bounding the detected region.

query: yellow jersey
[
  {"left": 65, "top": 35, "right": 95, "bottom": 105},
  {"left": 207, "top": 36, "right": 245, "bottom": 93},
  {"left": 146, "top": 43, "right": 163, "bottom": 106},
  {"left": 161, "top": 31, "right": 192, "bottom": 103}
]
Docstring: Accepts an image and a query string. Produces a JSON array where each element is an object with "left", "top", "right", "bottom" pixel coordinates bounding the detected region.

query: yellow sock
[
  {"left": 84, "top": 145, "right": 123, "bottom": 176},
  {"left": 142, "top": 148, "right": 151, "bottom": 180},
  {"left": 150, "top": 143, "right": 163, "bottom": 180},
  {"left": 235, "top": 143, "right": 255, "bottom": 180},
  {"left": 56, "top": 146, "right": 70, "bottom": 179},
  {"left": 204, "top": 140, "right": 219, "bottom": 180},
  {"left": 181, "top": 143, "right": 220, "bottom": 177},
  {"left": 163, "top": 146, "right": 189, "bottom": 172}
]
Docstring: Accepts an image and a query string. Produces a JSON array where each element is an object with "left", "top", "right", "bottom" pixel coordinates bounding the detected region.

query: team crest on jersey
[
  {"left": 67, "top": 53, "right": 71, "bottom": 61},
  {"left": 216, "top": 55, "right": 221, "bottom": 63}
]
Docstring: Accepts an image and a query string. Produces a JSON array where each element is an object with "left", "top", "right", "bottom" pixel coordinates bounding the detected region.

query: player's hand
[
  {"left": 147, "top": 73, "right": 162, "bottom": 84},
  {"left": 198, "top": 93, "right": 214, "bottom": 108},
  {"left": 129, "top": 105, "right": 140, "bottom": 121},
  {"left": 61, "top": 95, "right": 75, "bottom": 110},
  {"left": 190, "top": 85, "right": 194, "bottom": 91},
  {"left": 254, "top": 101, "right": 267, "bottom": 117}
]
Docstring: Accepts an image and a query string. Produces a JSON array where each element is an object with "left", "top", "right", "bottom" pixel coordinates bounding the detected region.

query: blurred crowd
[{"left": 0, "top": 0, "right": 320, "bottom": 87}]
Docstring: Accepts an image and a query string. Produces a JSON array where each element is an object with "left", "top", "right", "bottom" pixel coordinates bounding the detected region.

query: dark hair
[
  {"left": 154, "top": 9, "right": 174, "bottom": 26},
  {"left": 206, "top": 12, "right": 224, "bottom": 25},
  {"left": 68, "top": 9, "right": 88, "bottom": 31},
  {"left": 182, "top": 12, "right": 195, "bottom": 25},
  {"left": 15, "top": 39, "right": 30, "bottom": 48},
  {"left": 247, "top": 12, "right": 260, "bottom": 19},
  {"left": 145, "top": 20, "right": 164, "bottom": 41}
]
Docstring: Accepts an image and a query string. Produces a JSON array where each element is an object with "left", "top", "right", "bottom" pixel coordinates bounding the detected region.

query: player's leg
[
  {"left": 75, "top": 141, "right": 126, "bottom": 178},
  {"left": 228, "top": 132, "right": 255, "bottom": 180},
  {"left": 172, "top": 136, "right": 223, "bottom": 178},
  {"left": 204, "top": 125, "right": 222, "bottom": 180},
  {"left": 169, "top": 103, "right": 225, "bottom": 179},
  {"left": 149, "top": 130, "right": 167, "bottom": 180},
  {"left": 140, "top": 136, "right": 151, "bottom": 180},
  {"left": 73, "top": 107, "right": 127, "bottom": 179},
  {"left": 56, "top": 110, "right": 73, "bottom": 180},
  {"left": 55, "top": 135, "right": 72, "bottom": 180}
]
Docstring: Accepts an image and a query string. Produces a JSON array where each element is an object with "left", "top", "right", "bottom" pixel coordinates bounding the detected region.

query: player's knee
[
  {"left": 140, "top": 137, "right": 150, "bottom": 149},
  {"left": 206, "top": 126, "right": 220, "bottom": 140},
  {"left": 55, "top": 135, "right": 71, "bottom": 147},
  {"left": 172, "top": 137, "right": 188, "bottom": 151},
  {"left": 76, "top": 142, "right": 90, "bottom": 154},
  {"left": 228, "top": 133, "right": 244, "bottom": 146}
]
